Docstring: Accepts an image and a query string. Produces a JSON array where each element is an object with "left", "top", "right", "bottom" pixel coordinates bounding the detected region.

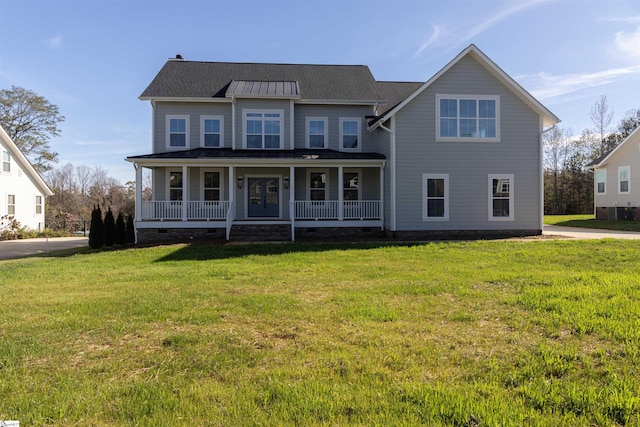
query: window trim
[
  {"left": 243, "top": 109, "right": 284, "bottom": 150},
  {"left": 200, "top": 168, "right": 224, "bottom": 201},
  {"left": 35, "top": 195, "right": 43, "bottom": 215},
  {"left": 307, "top": 169, "right": 329, "bottom": 201},
  {"left": 488, "top": 174, "right": 514, "bottom": 221},
  {"left": 200, "top": 115, "right": 224, "bottom": 148},
  {"left": 339, "top": 117, "right": 362, "bottom": 151},
  {"left": 306, "top": 117, "right": 328, "bottom": 149},
  {"left": 166, "top": 115, "right": 190, "bottom": 150},
  {"left": 618, "top": 166, "right": 630, "bottom": 194},
  {"left": 596, "top": 169, "right": 606, "bottom": 195},
  {"left": 436, "top": 94, "right": 500, "bottom": 142},
  {"left": 422, "top": 173, "right": 449, "bottom": 221},
  {"left": 343, "top": 168, "right": 361, "bottom": 201},
  {"left": 167, "top": 170, "right": 184, "bottom": 201},
  {"left": 2, "top": 150, "right": 10, "bottom": 173},
  {"left": 7, "top": 194, "right": 15, "bottom": 216}
]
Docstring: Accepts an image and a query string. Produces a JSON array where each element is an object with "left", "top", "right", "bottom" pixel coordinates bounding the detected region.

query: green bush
[
  {"left": 115, "top": 212, "right": 126, "bottom": 245},
  {"left": 104, "top": 207, "right": 115, "bottom": 247},
  {"left": 89, "top": 205, "right": 104, "bottom": 249},
  {"left": 125, "top": 215, "right": 135, "bottom": 245}
]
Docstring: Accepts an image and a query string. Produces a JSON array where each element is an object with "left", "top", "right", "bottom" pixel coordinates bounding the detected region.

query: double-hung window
[
  {"left": 619, "top": 166, "right": 630, "bottom": 193},
  {"left": 423, "top": 174, "right": 449, "bottom": 220},
  {"left": 35, "top": 195, "right": 43, "bottom": 215},
  {"left": 340, "top": 118, "right": 361, "bottom": 150},
  {"left": 7, "top": 194, "right": 15, "bottom": 215},
  {"left": 168, "top": 171, "right": 183, "bottom": 201},
  {"left": 343, "top": 171, "right": 360, "bottom": 201},
  {"left": 201, "top": 116, "right": 223, "bottom": 147},
  {"left": 2, "top": 150, "right": 10, "bottom": 172},
  {"left": 202, "top": 171, "right": 221, "bottom": 201},
  {"left": 167, "top": 115, "right": 189, "bottom": 149},
  {"left": 309, "top": 170, "right": 328, "bottom": 201},
  {"left": 307, "top": 117, "right": 328, "bottom": 149},
  {"left": 437, "top": 95, "right": 499, "bottom": 141},
  {"left": 596, "top": 169, "right": 606, "bottom": 194},
  {"left": 245, "top": 110, "right": 282, "bottom": 149},
  {"left": 489, "top": 174, "right": 514, "bottom": 221}
]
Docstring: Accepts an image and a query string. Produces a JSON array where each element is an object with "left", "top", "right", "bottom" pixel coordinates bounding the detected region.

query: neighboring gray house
[
  {"left": 127, "top": 44, "right": 559, "bottom": 243},
  {"left": 588, "top": 126, "right": 640, "bottom": 220}
]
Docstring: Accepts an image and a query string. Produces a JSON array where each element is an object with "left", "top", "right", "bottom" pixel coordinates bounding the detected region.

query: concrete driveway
[
  {"left": 543, "top": 225, "right": 640, "bottom": 240},
  {"left": 0, "top": 236, "right": 88, "bottom": 260}
]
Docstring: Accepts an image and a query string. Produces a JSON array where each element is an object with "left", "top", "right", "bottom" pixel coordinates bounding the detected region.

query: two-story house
[
  {"left": 0, "top": 125, "right": 53, "bottom": 231},
  {"left": 127, "top": 44, "right": 559, "bottom": 243}
]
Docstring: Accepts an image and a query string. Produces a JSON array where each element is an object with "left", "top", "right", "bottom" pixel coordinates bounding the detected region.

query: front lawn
[
  {"left": 545, "top": 214, "right": 640, "bottom": 231},
  {"left": 1, "top": 240, "right": 640, "bottom": 425}
]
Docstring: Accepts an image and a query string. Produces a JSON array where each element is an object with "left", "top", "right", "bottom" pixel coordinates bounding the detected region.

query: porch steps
[{"left": 228, "top": 223, "right": 292, "bottom": 242}]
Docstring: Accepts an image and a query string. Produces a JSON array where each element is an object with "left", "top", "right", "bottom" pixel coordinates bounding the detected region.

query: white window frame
[
  {"left": 596, "top": 169, "right": 606, "bottom": 195},
  {"left": 618, "top": 166, "right": 630, "bottom": 194},
  {"left": 200, "top": 116, "right": 224, "bottom": 148},
  {"left": 200, "top": 169, "right": 224, "bottom": 201},
  {"left": 422, "top": 173, "right": 449, "bottom": 221},
  {"left": 343, "top": 168, "right": 361, "bottom": 201},
  {"left": 488, "top": 174, "right": 514, "bottom": 221},
  {"left": 2, "top": 150, "right": 10, "bottom": 173},
  {"left": 7, "top": 194, "right": 15, "bottom": 215},
  {"left": 167, "top": 170, "right": 183, "bottom": 201},
  {"left": 166, "top": 115, "right": 190, "bottom": 150},
  {"left": 436, "top": 95, "right": 500, "bottom": 142},
  {"left": 340, "top": 117, "right": 361, "bottom": 151},
  {"left": 35, "top": 195, "right": 43, "bottom": 215},
  {"left": 306, "top": 117, "right": 328, "bottom": 149},
  {"left": 307, "top": 169, "right": 329, "bottom": 201},
  {"left": 243, "top": 109, "right": 284, "bottom": 149}
]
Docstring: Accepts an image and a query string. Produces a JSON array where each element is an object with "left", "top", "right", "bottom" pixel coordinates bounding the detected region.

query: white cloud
[
  {"left": 615, "top": 26, "right": 640, "bottom": 62},
  {"left": 75, "top": 140, "right": 109, "bottom": 146},
  {"left": 44, "top": 34, "right": 63, "bottom": 49},
  {"left": 414, "top": 25, "right": 442, "bottom": 57}
]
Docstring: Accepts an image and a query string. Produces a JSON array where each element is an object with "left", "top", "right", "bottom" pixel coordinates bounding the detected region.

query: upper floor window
[
  {"left": 167, "top": 115, "right": 189, "bottom": 149},
  {"left": 201, "top": 116, "right": 223, "bottom": 148},
  {"left": 244, "top": 110, "right": 282, "bottom": 149},
  {"left": 437, "top": 95, "right": 499, "bottom": 141},
  {"left": 7, "top": 194, "right": 15, "bottom": 215},
  {"left": 340, "top": 118, "right": 361, "bottom": 150},
  {"left": 2, "top": 150, "right": 10, "bottom": 172},
  {"left": 306, "top": 117, "right": 328, "bottom": 149},
  {"left": 35, "top": 195, "right": 43, "bottom": 215},
  {"left": 489, "top": 174, "right": 513, "bottom": 221},
  {"left": 619, "top": 166, "right": 630, "bottom": 194},
  {"left": 596, "top": 169, "right": 606, "bottom": 194},
  {"left": 423, "top": 174, "right": 449, "bottom": 220}
]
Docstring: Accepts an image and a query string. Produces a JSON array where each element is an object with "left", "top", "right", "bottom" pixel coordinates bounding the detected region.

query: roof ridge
[{"left": 172, "top": 60, "right": 370, "bottom": 68}]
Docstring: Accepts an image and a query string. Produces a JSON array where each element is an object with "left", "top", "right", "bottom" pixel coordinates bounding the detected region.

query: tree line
[{"left": 544, "top": 96, "right": 640, "bottom": 215}]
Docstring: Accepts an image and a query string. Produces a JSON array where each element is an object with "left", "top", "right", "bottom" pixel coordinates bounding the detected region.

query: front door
[{"left": 248, "top": 178, "right": 279, "bottom": 217}]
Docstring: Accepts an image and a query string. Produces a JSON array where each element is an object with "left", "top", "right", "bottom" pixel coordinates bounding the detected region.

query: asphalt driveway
[{"left": 0, "top": 236, "right": 88, "bottom": 260}]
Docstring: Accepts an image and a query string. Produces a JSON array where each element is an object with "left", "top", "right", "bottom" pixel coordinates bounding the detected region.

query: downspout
[
  {"left": 231, "top": 95, "right": 236, "bottom": 150},
  {"left": 378, "top": 118, "right": 396, "bottom": 232}
]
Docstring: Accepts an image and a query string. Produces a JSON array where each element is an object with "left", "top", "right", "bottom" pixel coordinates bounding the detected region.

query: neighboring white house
[
  {"left": 0, "top": 125, "right": 53, "bottom": 230},
  {"left": 589, "top": 126, "right": 640, "bottom": 220}
]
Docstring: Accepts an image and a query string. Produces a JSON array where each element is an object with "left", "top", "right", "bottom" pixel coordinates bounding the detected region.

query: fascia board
[{"left": 0, "top": 125, "right": 53, "bottom": 196}]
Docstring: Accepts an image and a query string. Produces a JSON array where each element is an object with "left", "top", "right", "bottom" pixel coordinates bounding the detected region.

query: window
[
  {"left": 619, "top": 166, "right": 630, "bottom": 194},
  {"left": 437, "top": 95, "right": 499, "bottom": 141},
  {"left": 309, "top": 171, "right": 328, "bottom": 201},
  {"left": 596, "top": 169, "right": 606, "bottom": 194},
  {"left": 307, "top": 117, "right": 328, "bottom": 148},
  {"left": 202, "top": 171, "right": 220, "bottom": 201},
  {"left": 2, "top": 150, "right": 10, "bottom": 172},
  {"left": 35, "top": 195, "right": 43, "bottom": 214},
  {"left": 7, "top": 194, "right": 15, "bottom": 215},
  {"left": 169, "top": 171, "right": 183, "bottom": 201},
  {"left": 489, "top": 174, "right": 514, "bottom": 221},
  {"left": 343, "top": 171, "right": 360, "bottom": 201},
  {"left": 201, "top": 116, "right": 223, "bottom": 148},
  {"left": 340, "top": 118, "right": 361, "bottom": 150},
  {"left": 423, "top": 174, "right": 449, "bottom": 220},
  {"left": 166, "top": 115, "right": 189, "bottom": 148},
  {"left": 244, "top": 111, "right": 282, "bottom": 149}
]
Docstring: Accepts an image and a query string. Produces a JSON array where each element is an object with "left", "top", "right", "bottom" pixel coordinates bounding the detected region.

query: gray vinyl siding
[
  {"left": 293, "top": 104, "right": 376, "bottom": 151},
  {"left": 594, "top": 131, "right": 640, "bottom": 207},
  {"left": 153, "top": 102, "right": 231, "bottom": 153},
  {"left": 369, "top": 125, "right": 392, "bottom": 228},
  {"left": 393, "top": 55, "right": 542, "bottom": 231},
  {"left": 235, "top": 99, "right": 292, "bottom": 149}
]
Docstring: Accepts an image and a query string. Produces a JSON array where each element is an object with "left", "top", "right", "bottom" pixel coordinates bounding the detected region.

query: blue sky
[{"left": 1, "top": 0, "right": 639, "bottom": 184}]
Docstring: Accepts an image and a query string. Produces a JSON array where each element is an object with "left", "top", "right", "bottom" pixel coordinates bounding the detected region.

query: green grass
[
  {"left": 2, "top": 240, "right": 640, "bottom": 425},
  {"left": 545, "top": 214, "right": 640, "bottom": 231}
]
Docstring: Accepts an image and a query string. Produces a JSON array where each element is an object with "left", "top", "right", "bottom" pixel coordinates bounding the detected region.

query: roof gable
[
  {"left": 369, "top": 44, "right": 559, "bottom": 129},
  {"left": 0, "top": 125, "right": 53, "bottom": 196},
  {"left": 589, "top": 125, "right": 640, "bottom": 168}
]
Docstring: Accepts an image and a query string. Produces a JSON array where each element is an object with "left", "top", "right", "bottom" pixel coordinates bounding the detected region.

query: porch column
[
  {"left": 290, "top": 165, "right": 295, "bottom": 241},
  {"left": 380, "top": 165, "right": 384, "bottom": 230},
  {"left": 228, "top": 165, "right": 235, "bottom": 220},
  {"left": 134, "top": 163, "right": 142, "bottom": 222},
  {"left": 182, "top": 165, "right": 188, "bottom": 221},
  {"left": 338, "top": 166, "right": 344, "bottom": 220}
]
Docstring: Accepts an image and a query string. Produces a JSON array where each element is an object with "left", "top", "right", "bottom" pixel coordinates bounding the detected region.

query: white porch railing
[
  {"left": 140, "top": 201, "right": 229, "bottom": 221},
  {"left": 293, "top": 200, "right": 381, "bottom": 220}
]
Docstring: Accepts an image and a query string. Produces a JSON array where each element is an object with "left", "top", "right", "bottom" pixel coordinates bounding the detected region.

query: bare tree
[
  {"left": 589, "top": 95, "right": 614, "bottom": 157},
  {"left": 544, "top": 126, "right": 571, "bottom": 214}
]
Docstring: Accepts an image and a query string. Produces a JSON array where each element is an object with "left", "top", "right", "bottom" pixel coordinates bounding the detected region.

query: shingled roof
[{"left": 140, "top": 59, "right": 383, "bottom": 102}]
